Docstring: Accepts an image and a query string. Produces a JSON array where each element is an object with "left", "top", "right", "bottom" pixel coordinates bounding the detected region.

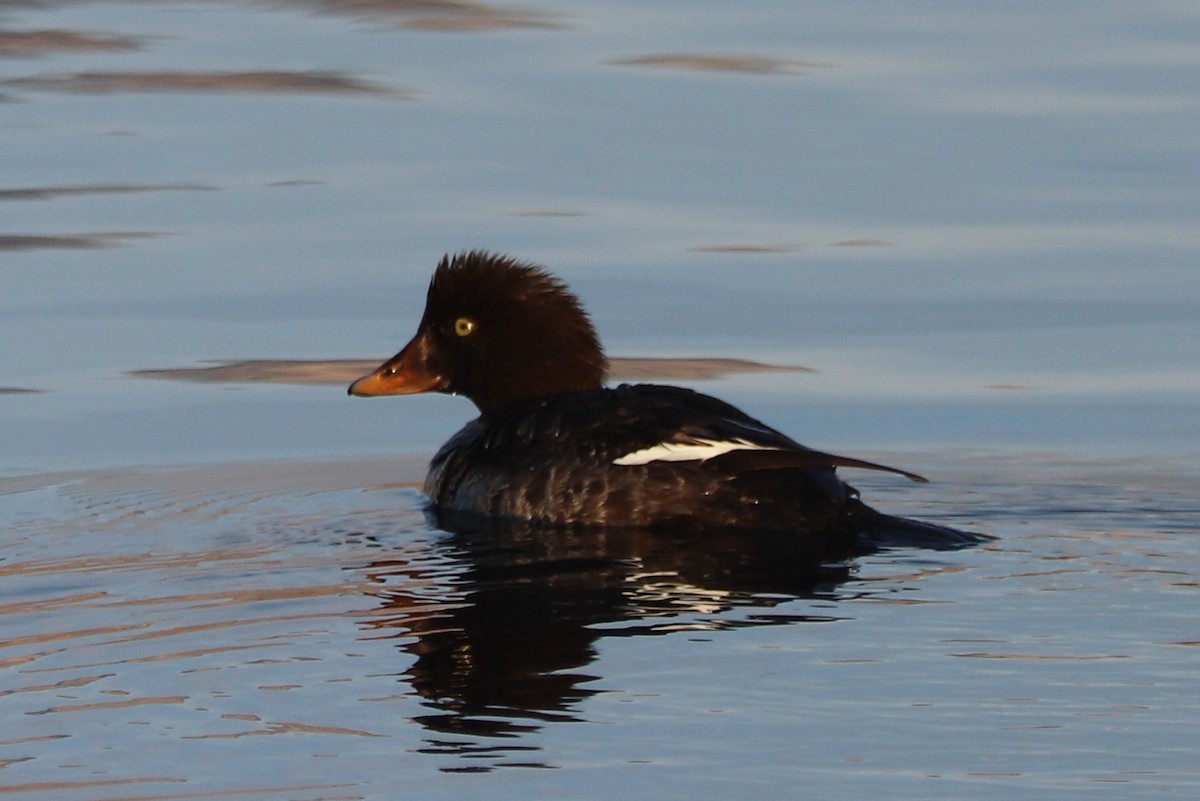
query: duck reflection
[{"left": 356, "top": 513, "right": 980, "bottom": 765}]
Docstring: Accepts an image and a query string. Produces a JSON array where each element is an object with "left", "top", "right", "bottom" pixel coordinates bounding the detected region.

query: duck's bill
[{"left": 347, "top": 336, "right": 446, "bottom": 397}]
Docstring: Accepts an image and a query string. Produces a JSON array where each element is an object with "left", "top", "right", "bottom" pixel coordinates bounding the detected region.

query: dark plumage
[{"left": 349, "top": 251, "right": 982, "bottom": 546}]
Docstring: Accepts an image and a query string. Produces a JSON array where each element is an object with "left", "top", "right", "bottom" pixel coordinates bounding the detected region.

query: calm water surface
[{"left": 2, "top": 0, "right": 1198, "bottom": 798}]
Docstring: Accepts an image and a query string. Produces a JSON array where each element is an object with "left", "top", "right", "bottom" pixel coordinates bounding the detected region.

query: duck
[{"left": 349, "top": 251, "right": 981, "bottom": 546}]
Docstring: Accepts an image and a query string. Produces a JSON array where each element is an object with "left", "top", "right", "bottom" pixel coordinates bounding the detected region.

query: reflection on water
[
  {"left": 2, "top": 455, "right": 1198, "bottom": 791},
  {"left": 0, "top": 231, "right": 165, "bottom": 251},
  {"left": 0, "top": 0, "right": 559, "bottom": 45},
  {"left": 129, "top": 356, "right": 809, "bottom": 386},
  {"left": 0, "top": 458, "right": 981, "bottom": 779},
  {"left": 0, "top": 0, "right": 550, "bottom": 109},
  {"left": 358, "top": 495, "right": 988, "bottom": 764},
  {"left": 0, "top": 183, "right": 214, "bottom": 202},
  {"left": 361, "top": 512, "right": 862, "bottom": 757},
  {"left": 3, "top": 69, "right": 411, "bottom": 97},
  {"left": 0, "top": 29, "right": 142, "bottom": 56},
  {"left": 608, "top": 54, "right": 822, "bottom": 76}
]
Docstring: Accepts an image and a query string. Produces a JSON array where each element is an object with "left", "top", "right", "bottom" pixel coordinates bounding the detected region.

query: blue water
[
  {"left": 2, "top": 1, "right": 1198, "bottom": 798},
  {"left": 4, "top": 0, "right": 1198, "bottom": 473}
]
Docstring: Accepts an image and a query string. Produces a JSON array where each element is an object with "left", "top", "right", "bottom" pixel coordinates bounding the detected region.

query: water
[{"left": 2, "top": 1, "right": 1199, "bottom": 797}]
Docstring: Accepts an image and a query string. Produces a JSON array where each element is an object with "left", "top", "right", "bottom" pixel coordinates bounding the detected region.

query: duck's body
[
  {"left": 425, "top": 382, "right": 924, "bottom": 533},
  {"left": 350, "top": 251, "right": 977, "bottom": 544}
]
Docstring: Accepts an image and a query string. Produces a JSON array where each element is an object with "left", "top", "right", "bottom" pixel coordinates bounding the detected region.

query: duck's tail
[{"left": 856, "top": 508, "right": 994, "bottom": 551}]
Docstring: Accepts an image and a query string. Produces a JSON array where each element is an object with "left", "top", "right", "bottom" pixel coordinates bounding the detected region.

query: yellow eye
[{"left": 454, "top": 317, "right": 476, "bottom": 337}]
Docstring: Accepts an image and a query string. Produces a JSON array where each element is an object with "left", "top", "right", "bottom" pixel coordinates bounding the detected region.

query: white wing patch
[{"left": 613, "top": 437, "right": 782, "bottom": 466}]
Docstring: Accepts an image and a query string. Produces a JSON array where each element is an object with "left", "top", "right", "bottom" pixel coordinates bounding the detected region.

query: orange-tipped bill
[{"left": 347, "top": 334, "right": 446, "bottom": 397}]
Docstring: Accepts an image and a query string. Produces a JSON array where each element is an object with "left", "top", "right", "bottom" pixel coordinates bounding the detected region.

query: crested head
[{"left": 349, "top": 251, "right": 608, "bottom": 412}]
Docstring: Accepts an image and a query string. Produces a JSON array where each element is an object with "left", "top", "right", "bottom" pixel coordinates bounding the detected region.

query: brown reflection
[
  {"left": 264, "top": 179, "right": 325, "bottom": 188},
  {"left": 0, "top": 183, "right": 214, "bottom": 202},
  {"left": 0, "top": 29, "right": 144, "bottom": 57},
  {"left": 691, "top": 243, "right": 800, "bottom": 254},
  {"left": 609, "top": 54, "right": 824, "bottom": 76},
  {"left": 3, "top": 70, "right": 411, "bottom": 97},
  {"left": 129, "top": 357, "right": 810, "bottom": 386},
  {"left": 0, "top": 231, "right": 165, "bottom": 251},
  {"left": 359, "top": 509, "right": 987, "bottom": 768},
  {"left": 1, "top": 1, "right": 557, "bottom": 34},
  {"left": 250, "top": 0, "right": 560, "bottom": 30},
  {"left": 387, "top": 2, "right": 560, "bottom": 31},
  {"left": 831, "top": 239, "right": 893, "bottom": 248}
]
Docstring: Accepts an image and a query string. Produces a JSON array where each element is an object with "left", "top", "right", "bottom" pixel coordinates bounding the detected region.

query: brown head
[{"left": 348, "top": 251, "right": 608, "bottom": 412}]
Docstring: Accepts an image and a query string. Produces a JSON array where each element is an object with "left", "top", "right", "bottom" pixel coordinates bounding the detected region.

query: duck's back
[{"left": 425, "top": 384, "right": 873, "bottom": 532}]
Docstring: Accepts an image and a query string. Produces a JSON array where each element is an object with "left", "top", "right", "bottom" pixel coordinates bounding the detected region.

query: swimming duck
[{"left": 349, "top": 251, "right": 976, "bottom": 544}]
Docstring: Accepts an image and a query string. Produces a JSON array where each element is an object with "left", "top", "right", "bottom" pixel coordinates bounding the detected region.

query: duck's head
[{"left": 348, "top": 251, "right": 608, "bottom": 412}]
